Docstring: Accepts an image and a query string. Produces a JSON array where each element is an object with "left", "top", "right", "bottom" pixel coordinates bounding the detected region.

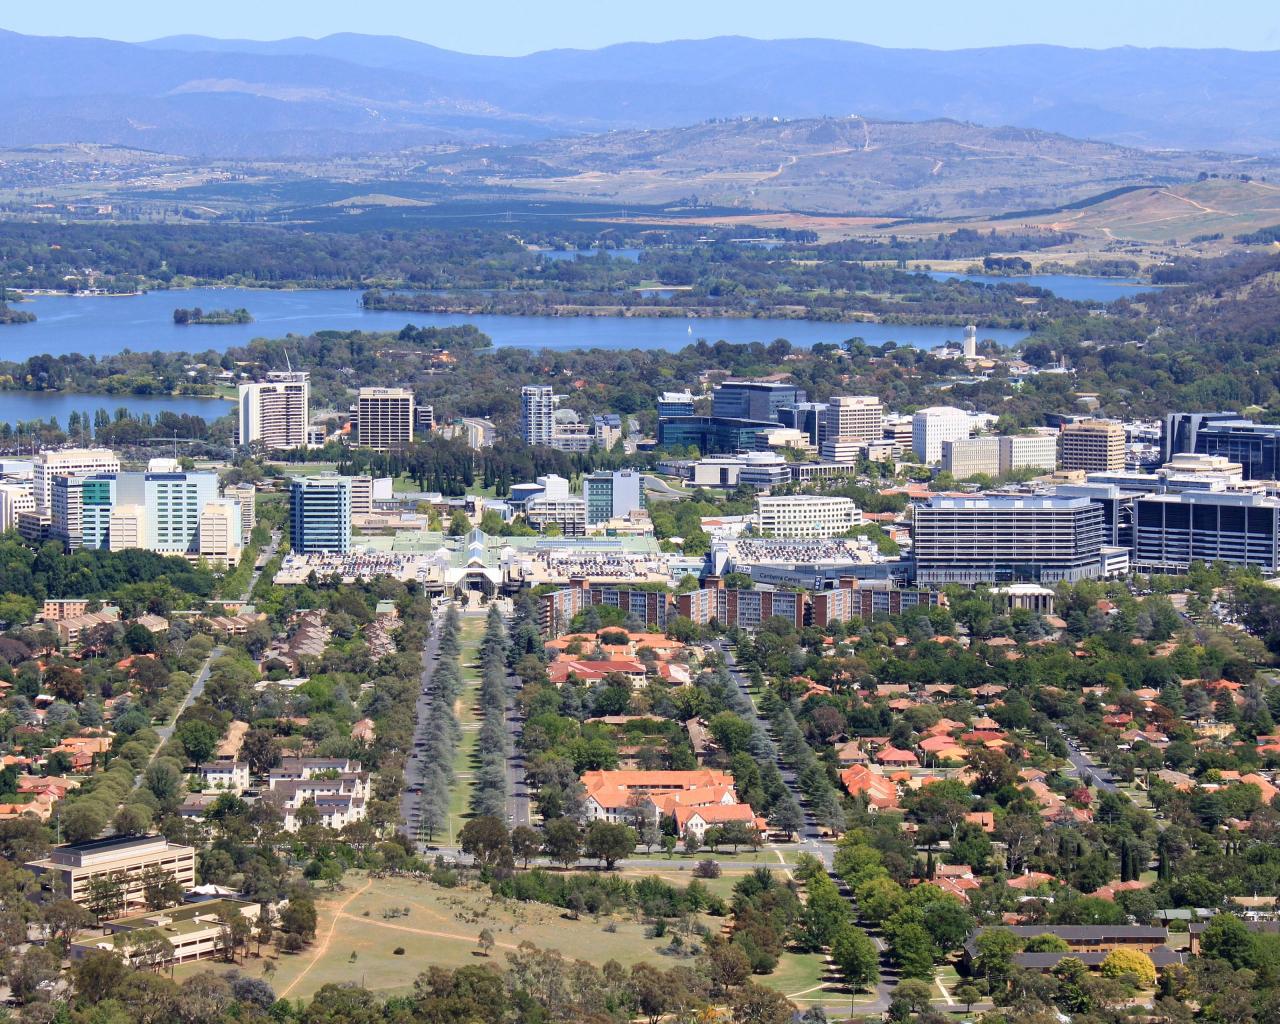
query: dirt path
[
  {"left": 280, "top": 877, "right": 374, "bottom": 998},
  {"left": 335, "top": 911, "right": 521, "bottom": 952}
]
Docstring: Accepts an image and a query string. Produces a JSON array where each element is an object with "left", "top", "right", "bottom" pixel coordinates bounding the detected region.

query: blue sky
[{"left": 6, "top": 0, "right": 1278, "bottom": 54}]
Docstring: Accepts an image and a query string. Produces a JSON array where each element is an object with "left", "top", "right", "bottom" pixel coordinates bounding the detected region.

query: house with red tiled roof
[
  {"left": 876, "top": 746, "right": 920, "bottom": 767},
  {"left": 674, "top": 802, "right": 764, "bottom": 840},
  {"left": 547, "top": 658, "right": 648, "bottom": 688},
  {"left": 1007, "top": 871, "right": 1056, "bottom": 891},
  {"left": 841, "top": 764, "right": 900, "bottom": 811},
  {"left": 965, "top": 811, "right": 996, "bottom": 833}
]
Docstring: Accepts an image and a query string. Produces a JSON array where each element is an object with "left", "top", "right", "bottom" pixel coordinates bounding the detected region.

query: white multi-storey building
[
  {"left": 755, "top": 494, "right": 861, "bottom": 538},
  {"left": 237, "top": 371, "right": 310, "bottom": 450},
  {"left": 33, "top": 448, "right": 120, "bottom": 512},
  {"left": 912, "top": 406, "right": 972, "bottom": 463},
  {"left": 820, "top": 396, "right": 884, "bottom": 463},
  {"left": 521, "top": 386, "right": 556, "bottom": 446},
  {"left": 999, "top": 432, "right": 1059, "bottom": 475},
  {"left": 942, "top": 437, "right": 1002, "bottom": 479}
]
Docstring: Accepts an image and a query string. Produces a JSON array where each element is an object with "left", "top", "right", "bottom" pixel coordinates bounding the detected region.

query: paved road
[
  {"left": 504, "top": 665, "right": 532, "bottom": 829},
  {"left": 714, "top": 640, "right": 835, "bottom": 867},
  {"left": 1057, "top": 726, "right": 1118, "bottom": 793}
]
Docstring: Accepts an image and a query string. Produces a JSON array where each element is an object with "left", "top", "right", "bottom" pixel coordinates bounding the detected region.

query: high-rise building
[
  {"left": 222, "top": 484, "right": 257, "bottom": 539},
  {"left": 197, "top": 501, "right": 244, "bottom": 567},
  {"left": 521, "top": 386, "right": 556, "bottom": 446},
  {"left": 415, "top": 405, "right": 435, "bottom": 434},
  {"left": 349, "top": 475, "right": 374, "bottom": 517},
  {"left": 777, "top": 402, "right": 829, "bottom": 446},
  {"left": 81, "top": 477, "right": 116, "bottom": 551},
  {"left": 289, "top": 476, "right": 352, "bottom": 553},
  {"left": 583, "top": 470, "right": 646, "bottom": 524},
  {"left": 524, "top": 478, "right": 588, "bottom": 536},
  {"left": 819, "top": 396, "right": 883, "bottom": 462},
  {"left": 755, "top": 495, "right": 861, "bottom": 538},
  {"left": 238, "top": 371, "right": 310, "bottom": 450},
  {"left": 998, "top": 433, "right": 1059, "bottom": 475},
  {"left": 711, "top": 381, "right": 807, "bottom": 422},
  {"left": 1058, "top": 420, "right": 1125, "bottom": 473},
  {"left": 33, "top": 449, "right": 120, "bottom": 513},
  {"left": 355, "top": 387, "right": 415, "bottom": 451},
  {"left": 143, "top": 466, "right": 219, "bottom": 555},
  {"left": 108, "top": 506, "right": 146, "bottom": 552},
  {"left": 657, "top": 391, "right": 696, "bottom": 418},
  {"left": 51, "top": 475, "right": 88, "bottom": 550},
  {"left": 941, "top": 437, "right": 1002, "bottom": 479},
  {"left": 913, "top": 494, "right": 1108, "bottom": 584},
  {"left": 912, "top": 407, "right": 971, "bottom": 463}
]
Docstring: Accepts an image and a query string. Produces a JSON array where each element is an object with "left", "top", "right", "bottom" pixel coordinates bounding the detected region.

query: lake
[
  {"left": 0, "top": 391, "right": 230, "bottom": 428},
  {"left": 0, "top": 288, "right": 1028, "bottom": 360},
  {"left": 923, "top": 271, "right": 1158, "bottom": 303}
]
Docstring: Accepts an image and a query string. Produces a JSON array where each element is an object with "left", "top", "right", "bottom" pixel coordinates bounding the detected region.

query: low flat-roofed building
[
  {"left": 71, "top": 898, "right": 260, "bottom": 966},
  {"left": 27, "top": 834, "right": 196, "bottom": 908}
]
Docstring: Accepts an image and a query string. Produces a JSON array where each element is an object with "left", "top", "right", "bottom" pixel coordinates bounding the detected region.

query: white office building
[
  {"left": 355, "top": 387, "right": 415, "bottom": 451},
  {"left": 820, "top": 396, "right": 884, "bottom": 462},
  {"left": 521, "top": 386, "right": 557, "bottom": 446},
  {"left": 912, "top": 406, "right": 972, "bottom": 463},
  {"left": 0, "top": 482, "right": 34, "bottom": 533},
  {"left": 755, "top": 494, "right": 861, "bottom": 538},
  {"left": 999, "top": 433, "right": 1059, "bottom": 475},
  {"left": 942, "top": 437, "right": 1002, "bottom": 479},
  {"left": 238, "top": 372, "right": 310, "bottom": 450},
  {"left": 33, "top": 448, "right": 120, "bottom": 512}
]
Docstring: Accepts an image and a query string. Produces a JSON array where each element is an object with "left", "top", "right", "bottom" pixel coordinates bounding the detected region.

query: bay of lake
[{"left": 922, "top": 271, "right": 1158, "bottom": 303}]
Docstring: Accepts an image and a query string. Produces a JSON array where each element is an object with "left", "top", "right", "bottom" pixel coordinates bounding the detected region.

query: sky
[{"left": 5, "top": 0, "right": 1279, "bottom": 54}]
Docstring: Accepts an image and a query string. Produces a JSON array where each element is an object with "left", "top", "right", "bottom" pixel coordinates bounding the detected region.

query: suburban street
[
  {"left": 1057, "top": 725, "right": 1119, "bottom": 793},
  {"left": 400, "top": 605, "right": 445, "bottom": 844}
]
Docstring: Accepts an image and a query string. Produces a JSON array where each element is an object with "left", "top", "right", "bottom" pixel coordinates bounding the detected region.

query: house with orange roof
[
  {"left": 965, "top": 811, "right": 997, "bottom": 833},
  {"left": 1007, "top": 871, "right": 1056, "bottom": 891},
  {"left": 834, "top": 741, "right": 871, "bottom": 766},
  {"left": 927, "top": 718, "right": 966, "bottom": 736},
  {"left": 581, "top": 769, "right": 735, "bottom": 824},
  {"left": 1094, "top": 879, "right": 1150, "bottom": 902},
  {"left": 547, "top": 658, "right": 648, "bottom": 688},
  {"left": 840, "top": 764, "right": 900, "bottom": 811},
  {"left": 876, "top": 746, "right": 920, "bottom": 768},
  {"left": 675, "top": 802, "right": 764, "bottom": 840}
]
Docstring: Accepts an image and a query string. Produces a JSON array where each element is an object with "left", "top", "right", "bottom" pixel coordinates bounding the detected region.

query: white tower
[{"left": 963, "top": 325, "right": 978, "bottom": 359}]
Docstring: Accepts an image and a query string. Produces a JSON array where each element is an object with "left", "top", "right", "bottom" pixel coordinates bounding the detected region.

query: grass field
[
  {"left": 176, "top": 873, "right": 716, "bottom": 1001},
  {"left": 444, "top": 615, "right": 486, "bottom": 845}
]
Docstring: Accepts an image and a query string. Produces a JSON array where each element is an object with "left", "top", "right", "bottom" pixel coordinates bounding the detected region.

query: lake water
[
  {"left": 0, "top": 391, "right": 230, "bottom": 428},
  {"left": 0, "top": 288, "right": 1028, "bottom": 360},
  {"left": 536, "top": 248, "right": 642, "bottom": 262},
  {"left": 923, "top": 271, "right": 1158, "bottom": 303}
]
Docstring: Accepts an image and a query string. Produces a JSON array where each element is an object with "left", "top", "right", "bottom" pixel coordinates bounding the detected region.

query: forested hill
[{"left": 3, "top": 30, "right": 1280, "bottom": 155}]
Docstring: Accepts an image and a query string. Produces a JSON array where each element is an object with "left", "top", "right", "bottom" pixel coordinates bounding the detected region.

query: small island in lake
[{"left": 173, "top": 306, "right": 253, "bottom": 325}]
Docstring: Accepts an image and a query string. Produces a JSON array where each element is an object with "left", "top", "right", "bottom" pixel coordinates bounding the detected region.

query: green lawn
[{"left": 444, "top": 615, "right": 486, "bottom": 845}]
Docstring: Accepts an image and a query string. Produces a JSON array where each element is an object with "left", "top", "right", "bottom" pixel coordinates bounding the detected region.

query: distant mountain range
[{"left": 1, "top": 31, "right": 1279, "bottom": 158}]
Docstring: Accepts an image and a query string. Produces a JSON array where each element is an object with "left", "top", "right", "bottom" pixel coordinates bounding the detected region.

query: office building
[
  {"left": 197, "top": 500, "right": 244, "bottom": 567},
  {"left": 80, "top": 477, "right": 114, "bottom": 551},
  {"left": 1059, "top": 420, "right": 1125, "bottom": 473},
  {"left": 289, "top": 475, "right": 352, "bottom": 554},
  {"left": 355, "top": 386, "right": 415, "bottom": 451},
  {"left": 912, "top": 407, "right": 971, "bottom": 463},
  {"left": 1162, "top": 413, "right": 1280, "bottom": 480},
  {"left": 73, "top": 462, "right": 217, "bottom": 558},
  {"left": 736, "top": 452, "right": 793, "bottom": 490},
  {"left": 0, "top": 482, "right": 34, "bottom": 533},
  {"left": 584, "top": 470, "right": 646, "bottom": 524},
  {"left": 108, "top": 506, "right": 147, "bottom": 552},
  {"left": 883, "top": 416, "right": 914, "bottom": 456},
  {"left": 657, "top": 391, "right": 696, "bottom": 418},
  {"left": 711, "top": 381, "right": 807, "bottom": 422},
  {"left": 349, "top": 475, "right": 374, "bottom": 517},
  {"left": 525, "top": 493, "right": 587, "bottom": 537},
  {"left": 756, "top": 494, "right": 860, "bottom": 538},
  {"left": 27, "top": 834, "right": 196, "bottom": 908},
  {"left": 913, "top": 494, "right": 1108, "bottom": 584},
  {"left": 777, "top": 402, "right": 829, "bottom": 446},
  {"left": 657, "top": 416, "right": 776, "bottom": 455},
  {"left": 999, "top": 433, "right": 1059, "bottom": 475},
  {"left": 1133, "top": 491, "right": 1280, "bottom": 573},
  {"left": 521, "top": 385, "right": 556, "bottom": 446},
  {"left": 73, "top": 899, "right": 260, "bottom": 967},
  {"left": 238, "top": 371, "right": 310, "bottom": 450},
  {"left": 33, "top": 448, "right": 120, "bottom": 512},
  {"left": 50, "top": 475, "right": 88, "bottom": 550},
  {"left": 821, "top": 395, "right": 884, "bottom": 454},
  {"left": 415, "top": 404, "right": 435, "bottom": 433},
  {"left": 222, "top": 483, "right": 257, "bottom": 538},
  {"left": 942, "top": 437, "right": 1002, "bottom": 479}
]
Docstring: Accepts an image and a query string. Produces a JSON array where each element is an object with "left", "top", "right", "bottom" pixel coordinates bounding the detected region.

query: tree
[
  {"left": 447, "top": 510, "right": 472, "bottom": 536},
  {"left": 887, "top": 978, "right": 934, "bottom": 1021},
  {"left": 241, "top": 728, "right": 282, "bottom": 774},
  {"left": 542, "top": 817, "right": 581, "bottom": 869},
  {"left": 583, "top": 820, "right": 636, "bottom": 870},
  {"left": 1100, "top": 948, "right": 1157, "bottom": 988},
  {"left": 477, "top": 928, "right": 495, "bottom": 957},
  {"left": 831, "top": 925, "right": 879, "bottom": 1006},
  {"left": 510, "top": 825, "right": 541, "bottom": 868},
  {"left": 769, "top": 795, "right": 805, "bottom": 840},
  {"left": 459, "top": 815, "right": 510, "bottom": 868},
  {"left": 956, "top": 984, "right": 982, "bottom": 1012},
  {"left": 60, "top": 801, "right": 107, "bottom": 843},
  {"left": 85, "top": 872, "right": 127, "bottom": 922},
  {"left": 706, "top": 940, "right": 751, "bottom": 994},
  {"left": 730, "top": 982, "right": 795, "bottom": 1024},
  {"left": 72, "top": 948, "right": 128, "bottom": 1002},
  {"left": 799, "top": 876, "right": 850, "bottom": 951},
  {"left": 112, "top": 803, "right": 151, "bottom": 837},
  {"left": 43, "top": 897, "right": 93, "bottom": 945},
  {"left": 9, "top": 943, "right": 58, "bottom": 1004},
  {"left": 890, "top": 923, "right": 939, "bottom": 981},
  {"left": 176, "top": 719, "right": 222, "bottom": 765},
  {"left": 1199, "top": 913, "right": 1255, "bottom": 969},
  {"left": 973, "top": 927, "right": 1022, "bottom": 986}
]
